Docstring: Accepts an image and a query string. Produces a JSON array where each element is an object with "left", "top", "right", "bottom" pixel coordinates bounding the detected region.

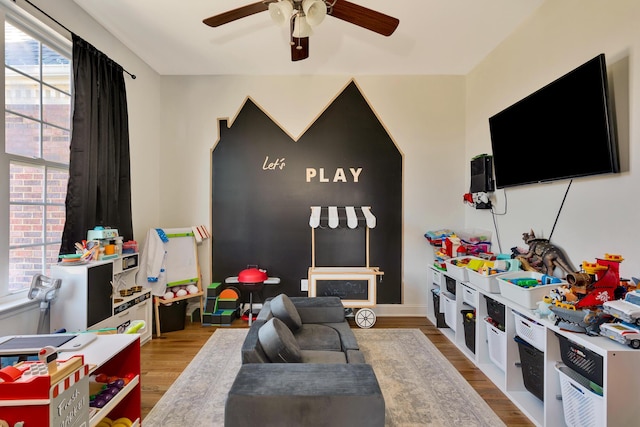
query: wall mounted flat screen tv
[{"left": 488, "top": 54, "right": 619, "bottom": 189}]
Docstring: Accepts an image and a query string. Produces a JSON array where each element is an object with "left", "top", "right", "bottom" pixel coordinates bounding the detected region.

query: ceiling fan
[{"left": 203, "top": 0, "right": 399, "bottom": 61}]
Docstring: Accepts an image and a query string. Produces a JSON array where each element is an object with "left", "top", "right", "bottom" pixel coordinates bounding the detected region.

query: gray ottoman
[{"left": 225, "top": 363, "right": 385, "bottom": 427}]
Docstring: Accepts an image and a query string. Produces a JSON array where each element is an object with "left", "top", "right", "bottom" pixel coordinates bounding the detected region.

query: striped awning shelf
[{"left": 309, "top": 206, "right": 376, "bottom": 229}]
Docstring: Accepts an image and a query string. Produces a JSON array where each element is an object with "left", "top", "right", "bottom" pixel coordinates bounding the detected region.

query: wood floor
[{"left": 140, "top": 316, "right": 534, "bottom": 426}]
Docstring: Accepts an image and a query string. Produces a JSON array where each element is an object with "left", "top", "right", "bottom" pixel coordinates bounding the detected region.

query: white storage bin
[
  {"left": 467, "top": 268, "right": 504, "bottom": 293},
  {"left": 456, "top": 229, "right": 492, "bottom": 245},
  {"left": 513, "top": 310, "right": 546, "bottom": 351},
  {"left": 442, "top": 292, "right": 457, "bottom": 332},
  {"left": 431, "top": 267, "right": 443, "bottom": 287},
  {"left": 445, "top": 256, "right": 479, "bottom": 282},
  {"left": 461, "top": 283, "right": 477, "bottom": 308},
  {"left": 497, "top": 271, "right": 566, "bottom": 309},
  {"left": 556, "top": 364, "right": 604, "bottom": 427},
  {"left": 484, "top": 317, "right": 506, "bottom": 371}
]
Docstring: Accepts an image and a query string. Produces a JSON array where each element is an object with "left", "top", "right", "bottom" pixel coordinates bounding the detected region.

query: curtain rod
[{"left": 16, "top": 0, "right": 137, "bottom": 79}]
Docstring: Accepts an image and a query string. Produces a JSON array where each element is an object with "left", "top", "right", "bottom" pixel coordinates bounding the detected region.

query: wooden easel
[{"left": 153, "top": 228, "right": 204, "bottom": 338}]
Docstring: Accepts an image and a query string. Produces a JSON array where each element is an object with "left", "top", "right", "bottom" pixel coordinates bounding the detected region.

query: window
[{"left": 2, "top": 14, "right": 72, "bottom": 298}]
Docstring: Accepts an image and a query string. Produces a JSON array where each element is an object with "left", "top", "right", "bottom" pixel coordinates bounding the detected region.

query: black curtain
[{"left": 59, "top": 35, "right": 133, "bottom": 254}]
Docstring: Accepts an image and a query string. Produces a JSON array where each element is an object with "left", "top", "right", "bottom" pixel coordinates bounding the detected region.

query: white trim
[
  {"left": 0, "top": 0, "right": 71, "bottom": 56},
  {"left": 370, "top": 303, "right": 427, "bottom": 317},
  {"left": 0, "top": 293, "right": 38, "bottom": 320}
]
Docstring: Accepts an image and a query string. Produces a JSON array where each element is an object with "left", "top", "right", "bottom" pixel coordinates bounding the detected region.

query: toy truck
[
  {"left": 602, "top": 291, "right": 640, "bottom": 326},
  {"left": 599, "top": 322, "right": 640, "bottom": 349}
]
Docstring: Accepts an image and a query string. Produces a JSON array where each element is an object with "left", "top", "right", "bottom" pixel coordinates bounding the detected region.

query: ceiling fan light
[
  {"left": 293, "top": 16, "right": 313, "bottom": 38},
  {"left": 302, "top": 0, "right": 327, "bottom": 27},
  {"left": 269, "top": 1, "right": 294, "bottom": 27}
]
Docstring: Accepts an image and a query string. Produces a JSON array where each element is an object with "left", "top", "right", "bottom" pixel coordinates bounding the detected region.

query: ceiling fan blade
[
  {"left": 291, "top": 37, "right": 309, "bottom": 61},
  {"left": 329, "top": 0, "right": 399, "bottom": 36},
  {"left": 203, "top": 1, "right": 274, "bottom": 27}
]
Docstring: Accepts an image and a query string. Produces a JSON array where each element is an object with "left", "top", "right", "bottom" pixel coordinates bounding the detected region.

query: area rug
[{"left": 143, "top": 328, "right": 505, "bottom": 427}]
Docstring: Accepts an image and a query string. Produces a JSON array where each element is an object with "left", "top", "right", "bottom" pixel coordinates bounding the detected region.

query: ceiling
[{"left": 71, "top": 0, "right": 543, "bottom": 76}]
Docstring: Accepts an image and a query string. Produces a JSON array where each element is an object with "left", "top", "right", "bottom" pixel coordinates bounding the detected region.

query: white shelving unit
[
  {"left": 51, "top": 253, "right": 152, "bottom": 344},
  {"left": 58, "top": 334, "right": 142, "bottom": 427},
  {"left": 427, "top": 264, "right": 640, "bottom": 426}
]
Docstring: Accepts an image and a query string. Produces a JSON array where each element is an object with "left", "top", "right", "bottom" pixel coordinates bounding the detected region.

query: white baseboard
[{"left": 370, "top": 304, "right": 427, "bottom": 317}]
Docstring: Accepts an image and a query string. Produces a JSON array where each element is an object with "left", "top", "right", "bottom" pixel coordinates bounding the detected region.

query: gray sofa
[{"left": 225, "top": 294, "right": 385, "bottom": 427}]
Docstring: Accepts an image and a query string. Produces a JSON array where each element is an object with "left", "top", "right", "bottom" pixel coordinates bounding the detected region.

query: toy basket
[
  {"left": 461, "top": 283, "right": 477, "bottom": 307},
  {"left": 456, "top": 229, "right": 492, "bottom": 255},
  {"left": 462, "top": 309, "right": 476, "bottom": 353},
  {"left": 513, "top": 310, "right": 545, "bottom": 351},
  {"left": 556, "top": 364, "right": 604, "bottom": 427},
  {"left": 515, "top": 335, "right": 544, "bottom": 401},
  {"left": 556, "top": 333, "right": 603, "bottom": 387},
  {"left": 485, "top": 295, "right": 505, "bottom": 328},
  {"left": 467, "top": 268, "right": 504, "bottom": 293},
  {"left": 485, "top": 317, "right": 506, "bottom": 371},
  {"left": 444, "top": 274, "right": 457, "bottom": 295},
  {"left": 445, "top": 256, "right": 480, "bottom": 282},
  {"left": 497, "top": 271, "right": 566, "bottom": 309},
  {"left": 431, "top": 288, "right": 447, "bottom": 328},
  {"left": 442, "top": 292, "right": 457, "bottom": 332}
]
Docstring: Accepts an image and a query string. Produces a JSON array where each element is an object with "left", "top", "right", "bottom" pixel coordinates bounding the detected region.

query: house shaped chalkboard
[{"left": 211, "top": 80, "right": 402, "bottom": 304}]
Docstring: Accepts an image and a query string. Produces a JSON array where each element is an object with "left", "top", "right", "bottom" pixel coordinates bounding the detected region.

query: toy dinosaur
[{"left": 517, "top": 230, "right": 576, "bottom": 278}]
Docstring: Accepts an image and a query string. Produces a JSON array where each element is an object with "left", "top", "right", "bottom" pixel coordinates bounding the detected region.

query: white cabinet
[
  {"left": 51, "top": 254, "right": 151, "bottom": 344},
  {"left": 427, "top": 264, "right": 640, "bottom": 426}
]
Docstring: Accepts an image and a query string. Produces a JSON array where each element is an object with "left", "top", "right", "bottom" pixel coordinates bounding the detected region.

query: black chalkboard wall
[{"left": 211, "top": 81, "right": 402, "bottom": 304}]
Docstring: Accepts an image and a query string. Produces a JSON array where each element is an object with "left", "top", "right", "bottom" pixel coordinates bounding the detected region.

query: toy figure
[
  {"left": 516, "top": 230, "right": 576, "bottom": 278},
  {"left": 534, "top": 296, "right": 555, "bottom": 320}
]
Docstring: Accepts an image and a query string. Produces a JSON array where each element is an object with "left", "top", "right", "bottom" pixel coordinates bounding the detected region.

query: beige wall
[{"left": 465, "top": 0, "right": 640, "bottom": 279}]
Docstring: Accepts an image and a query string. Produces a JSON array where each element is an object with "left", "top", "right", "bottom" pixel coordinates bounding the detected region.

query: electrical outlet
[{"left": 301, "top": 279, "right": 308, "bottom": 291}]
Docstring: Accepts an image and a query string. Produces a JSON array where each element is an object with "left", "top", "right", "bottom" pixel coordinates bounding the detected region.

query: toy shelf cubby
[{"left": 427, "top": 264, "right": 640, "bottom": 426}]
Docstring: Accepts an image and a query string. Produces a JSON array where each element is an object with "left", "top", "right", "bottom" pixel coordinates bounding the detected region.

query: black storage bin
[
  {"left": 484, "top": 295, "right": 505, "bottom": 328},
  {"left": 152, "top": 299, "right": 188, "bottom": 334},
  {"left": 445, "top": 275, "right": 457, "bottom": 295},
  {"left": 556, "top": 332, "right": 604, "bottom": 387},
  {"left": 461, "top": 309, "right": 476, "bottom": 353},
  {"left": 431, "top": 289, "right": 448, "bottom": 328},
  {"left": 515, "top": 335, "right": 544, "bottom": 401}
]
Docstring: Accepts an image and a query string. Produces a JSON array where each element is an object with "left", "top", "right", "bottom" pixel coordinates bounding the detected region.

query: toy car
[
  {"left": 602, "top": 293, "right": 640, "bottom": 326},
  {"left": 599, "top": 322, "right": 640, "bottom": 349}
]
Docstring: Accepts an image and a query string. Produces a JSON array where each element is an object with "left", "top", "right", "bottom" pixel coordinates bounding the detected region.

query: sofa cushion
[
  {"left": 270, "top": 294, "right": 303, "bottom": 331},
  {"left": 300, "top": 350, "right": 347, "bottom": 363},
  {"left": 258, "top": 318, "right": 302, "bottom": 363},
  {"left": 225, "top": 364, "right": 385, "bottom": 427},
  {"left": 290, "top": 296, "right": 345, "bottom": 323},
  {"left": 241, "top": 319, "right": 270, "bottom": 363},
  {"left": 294, "top": 324, "right": 342, "bottom": 351}
]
